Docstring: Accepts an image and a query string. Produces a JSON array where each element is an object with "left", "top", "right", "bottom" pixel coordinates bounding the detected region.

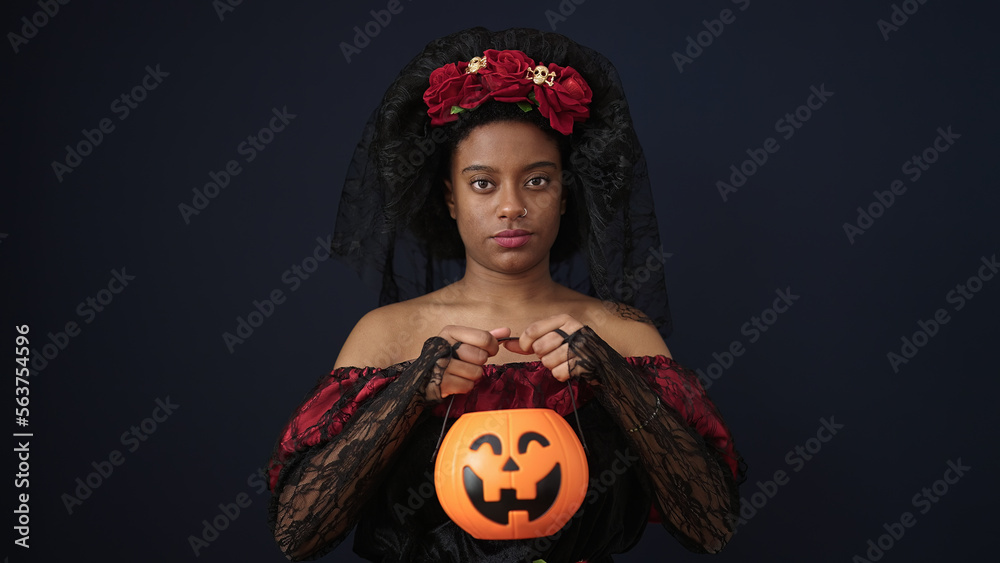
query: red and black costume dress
[{"left": 266, "top": 327, "right": 744, "bottom": 562}]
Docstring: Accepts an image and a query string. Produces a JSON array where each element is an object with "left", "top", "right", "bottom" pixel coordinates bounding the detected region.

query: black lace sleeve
[
  {"left": 265, "top": 337, "right": 453, "bottom": 561},
  {"left": 566, "top": 326, "right": 744, "bottom": 554}
]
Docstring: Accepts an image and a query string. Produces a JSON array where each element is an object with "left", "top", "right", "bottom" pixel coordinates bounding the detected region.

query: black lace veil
[{"left": 331, "top": 27, "right": 673, "bottom": 338}]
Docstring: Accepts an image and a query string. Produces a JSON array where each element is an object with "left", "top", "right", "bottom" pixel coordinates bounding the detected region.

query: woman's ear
[
  {"left": 443, "top": 178, "right": 457, "bottom": 219},
  {"left": 560, "top": 183, "right": 568, "bottom": 215}
]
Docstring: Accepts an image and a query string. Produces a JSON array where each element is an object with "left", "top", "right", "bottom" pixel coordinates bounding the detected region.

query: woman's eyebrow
[
  {"left": 523, "top": 161, "right": 558, "bottom": 171},
  {"left": 461, "top": 164, "right": 495, "bottom": 174},
  {"left": 460, "top": 161, "right": 558, "bottom": 174}
]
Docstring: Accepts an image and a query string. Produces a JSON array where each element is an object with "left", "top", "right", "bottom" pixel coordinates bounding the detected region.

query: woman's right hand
[{"left": 431, "top": 325, "right": 510, "bottom": 398}]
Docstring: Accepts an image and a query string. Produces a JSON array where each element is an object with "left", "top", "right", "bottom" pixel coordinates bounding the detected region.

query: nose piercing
[{"left": 519, "top": 207, "right": 527, "bottom": 218}]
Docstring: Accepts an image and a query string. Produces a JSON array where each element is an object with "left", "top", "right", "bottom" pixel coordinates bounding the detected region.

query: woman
[{"left": 266, "top": 27, "right": 744, "bottom": 562}]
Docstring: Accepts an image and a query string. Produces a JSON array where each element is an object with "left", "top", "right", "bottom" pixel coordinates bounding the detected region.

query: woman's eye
[
  {"left": 471, "top": 179, "right": 492, "bottom": 190},
  {"left": 526, "top": 176, "right": 549, "bottom": 188}
]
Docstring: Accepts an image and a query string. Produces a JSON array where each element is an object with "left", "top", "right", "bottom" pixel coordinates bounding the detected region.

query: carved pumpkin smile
[{"left": 463, "top": 463, "right": 561, "bottom": 524}]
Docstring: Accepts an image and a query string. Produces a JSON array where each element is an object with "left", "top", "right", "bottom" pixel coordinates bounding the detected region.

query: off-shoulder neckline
[
  {"left": 337, "top": 354, "right": 673, "bottom": 372},
  {"left": 482, "top": 355, "right": 671, "bottom": 368}
]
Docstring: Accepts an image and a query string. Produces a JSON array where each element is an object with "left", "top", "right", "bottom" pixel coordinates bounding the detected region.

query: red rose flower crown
[{"left": 422, "top": 49, "right": 593, "bottom": 135}]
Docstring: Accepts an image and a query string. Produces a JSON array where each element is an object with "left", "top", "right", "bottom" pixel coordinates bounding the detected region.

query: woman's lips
[{"left": 493, "top": 229, "right": 531, "bottom": 248}]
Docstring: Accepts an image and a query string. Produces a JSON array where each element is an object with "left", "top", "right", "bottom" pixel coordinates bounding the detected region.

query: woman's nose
[{"left": 497, "top": 187, "right": 526, "bottom": 219}]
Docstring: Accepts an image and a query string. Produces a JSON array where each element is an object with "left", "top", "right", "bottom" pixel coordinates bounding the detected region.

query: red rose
[
  {"left": 532, "top": 63, "right": 592, "bottom": 135},
  {"left": 480, "top": 49, "right": 534, "bottom": 101},
  {"left": 423, "top": 62, "right": 489, "bottom": 125},
  {"left": 485, "top": 49, "right": 535, "bottom": 75}
]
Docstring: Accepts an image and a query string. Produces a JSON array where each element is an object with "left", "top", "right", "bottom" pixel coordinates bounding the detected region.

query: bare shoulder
[
  {"left": 332, "top": 300, "right": 424, "bottom": 370},
  {"left": 572, "top": 294, "right": 672, "bottom": 359},
  {"left": 333, "top": 284, "right": 472, "bottom": 370}
]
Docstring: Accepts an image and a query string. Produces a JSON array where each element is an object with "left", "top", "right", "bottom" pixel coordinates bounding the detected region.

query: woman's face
[{"left": 444, "top": 120, "right": 566, "bottom": 275}]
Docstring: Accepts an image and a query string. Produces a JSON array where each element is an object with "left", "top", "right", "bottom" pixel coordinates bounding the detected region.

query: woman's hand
[
  {"left": 502, "top": 314, "right": 586, "bottom": 382},
  {"left": 433, "top": 325, "right": 510, "bottom": 397}
]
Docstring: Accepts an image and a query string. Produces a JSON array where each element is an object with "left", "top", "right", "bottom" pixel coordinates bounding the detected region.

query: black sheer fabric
[
  {"left": 267, "top": 327, "right": 742, "bottom": 561},
  {"left": 565, "top": 327, "right": 742, "bottom": 553},
  {"left": 330, "top": 27, "right": 673, "bottom": 339},
  {"left": 268, "top": 337, "right": 451, "bottom": 560}
]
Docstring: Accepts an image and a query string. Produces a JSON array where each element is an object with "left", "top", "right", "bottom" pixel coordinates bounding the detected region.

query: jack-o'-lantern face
[{"left": 434, "top": 409, "right": 588, "bottom": 539}]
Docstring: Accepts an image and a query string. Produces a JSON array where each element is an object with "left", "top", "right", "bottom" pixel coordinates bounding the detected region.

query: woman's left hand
[{"left": 501, "top": 314, "right": 586, "bottom": 382}]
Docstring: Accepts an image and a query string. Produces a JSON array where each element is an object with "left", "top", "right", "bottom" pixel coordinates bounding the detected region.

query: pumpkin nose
[{"left": 502, "top": 457, "right": 519, "bottom": 472}]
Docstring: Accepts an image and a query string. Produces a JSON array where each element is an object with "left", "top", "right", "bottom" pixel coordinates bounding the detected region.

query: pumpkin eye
[
  {"left": 470, "top": 434, "right": 502, "bottom": 455},
  {"left": 518, "top": 431, "right": 550, "bottom": 454}
]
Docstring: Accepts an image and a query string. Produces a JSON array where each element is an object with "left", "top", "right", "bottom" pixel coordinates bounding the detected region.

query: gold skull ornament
[
  {"left": 466, "top": 55, "right": 488, "bottom": 74},
  {"left": 528, "top": 65, "right": 556, "bottom": 86}
]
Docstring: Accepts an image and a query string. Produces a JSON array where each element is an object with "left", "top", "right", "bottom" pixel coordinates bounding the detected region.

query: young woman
[{"left": 266, "top": 27, "right": 744, "bottom": 562}]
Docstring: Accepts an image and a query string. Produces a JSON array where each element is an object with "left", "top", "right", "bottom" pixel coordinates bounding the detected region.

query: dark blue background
[{"left": 4, "top": 0, "right": 997, "bottom": 561}]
